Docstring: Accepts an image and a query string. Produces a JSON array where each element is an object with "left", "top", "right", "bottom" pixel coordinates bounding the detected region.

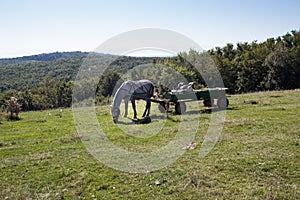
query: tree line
[{"left": 209, "top": 30, "right": 300, "bottom": 93}]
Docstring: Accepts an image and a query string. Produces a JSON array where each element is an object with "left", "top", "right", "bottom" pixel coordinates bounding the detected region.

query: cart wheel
[
  {"left": 217, "top": 97, "right": 229, "bottom": 109},
  {"left": 158, "top": 103, "right": 166, "bottom": 113},
  {"left": 175, "top": 102, "right": 186, "bottom": 115},
  {"left": 203, "top": 98, "right": 213, "bottom": 107}
]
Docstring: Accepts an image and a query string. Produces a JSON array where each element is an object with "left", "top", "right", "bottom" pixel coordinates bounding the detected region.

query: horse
[{"left": 111, "top": 80, "right": 154, "bottom": 123}]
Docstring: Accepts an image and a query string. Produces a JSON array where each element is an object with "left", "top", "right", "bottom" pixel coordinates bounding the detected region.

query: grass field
[{"left": 0, "top": 90, "right": 299, "bottom": 199}]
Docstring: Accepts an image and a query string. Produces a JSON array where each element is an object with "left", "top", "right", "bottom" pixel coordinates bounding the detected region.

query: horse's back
[{"left": 132, "top": 80, "right": 154, "bottom": 98}]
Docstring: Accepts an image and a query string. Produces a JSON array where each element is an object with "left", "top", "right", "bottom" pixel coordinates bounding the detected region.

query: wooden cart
[{"left": 151, "top": 88, "right": 229, "bottom": 114}]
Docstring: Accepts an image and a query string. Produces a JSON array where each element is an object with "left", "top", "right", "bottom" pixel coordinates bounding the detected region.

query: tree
[
  {"left": 7, "top": 97, "right": 20, "bottom": 119},
  {"left": 264, "top": 48, "right": 300, "bottom": 90}
]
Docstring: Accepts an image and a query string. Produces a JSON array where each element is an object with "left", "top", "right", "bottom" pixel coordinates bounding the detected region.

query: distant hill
[
  {"left": 0, "top": 51, "right": 89, "bottom": 67},
  {"left": 0, "top": 51, "right": 156, "bottom": 93}
]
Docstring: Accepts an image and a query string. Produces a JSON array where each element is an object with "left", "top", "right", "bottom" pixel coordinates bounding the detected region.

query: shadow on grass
[
  {"left": 116, "top": 106, "right": 240, "bottom": 124},
  {"left": 226, "top": 106, "right": 240, "bottom": 111},
  {"left": 270, "top": 95, "right": 283, "bottom": 98},
  {"left": 7, "top": 115, "right": 21, "bottom": 121},
  {"left": 117, "top": 116, "right": 160, "bottom": 125},
  {"left": 184, "top": 106, "right": 239, "bottom": 115}
]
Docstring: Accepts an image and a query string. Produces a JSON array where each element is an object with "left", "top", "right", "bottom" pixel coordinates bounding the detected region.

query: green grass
[{"left": 0, "top": 90, "right": 299, "bottom": 199}]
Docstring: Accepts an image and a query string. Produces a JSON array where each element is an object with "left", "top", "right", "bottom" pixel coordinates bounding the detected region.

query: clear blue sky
[{"left": 0, "top": 0, "right": 299, "bottom": 58}]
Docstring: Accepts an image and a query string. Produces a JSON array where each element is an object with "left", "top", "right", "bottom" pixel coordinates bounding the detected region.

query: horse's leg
[
  {"left": 124, "top": 98, "right": 129, "bottom": 117},
  {"left": 142, "top": 100, "right": 151, "bottom": 117},
  {"left": 131, "top": 99, "right": 137, "bottom": 119},
  {"left": 147, "top": 101, "right": 151, "bottom": 116}
]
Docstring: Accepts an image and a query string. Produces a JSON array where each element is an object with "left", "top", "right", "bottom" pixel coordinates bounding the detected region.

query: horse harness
[{"left": 120, "top": 81, "right": 154, "bottom": 100}]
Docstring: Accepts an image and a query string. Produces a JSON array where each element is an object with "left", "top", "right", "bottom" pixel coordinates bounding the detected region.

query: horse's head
[{"left": 111, "top": 105, "right": 120, "bottom": 123}]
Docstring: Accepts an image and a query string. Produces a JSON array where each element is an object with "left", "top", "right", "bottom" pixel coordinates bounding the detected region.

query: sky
[{"left": 0, "top": 0, "right": 299, "bottom": 58}]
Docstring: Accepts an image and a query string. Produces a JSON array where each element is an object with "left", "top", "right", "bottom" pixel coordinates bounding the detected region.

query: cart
[{"left": 151, "top": 88, "right": 229, "bottom": 114}]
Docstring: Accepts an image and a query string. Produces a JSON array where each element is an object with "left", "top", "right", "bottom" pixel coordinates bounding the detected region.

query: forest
[{"left": 0, "top": 30, "right": 299, "bottom": 111}]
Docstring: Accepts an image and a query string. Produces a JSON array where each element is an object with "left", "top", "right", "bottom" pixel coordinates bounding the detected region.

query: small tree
[{"left": 7, "top": 97, "right": 20, "bottom": 120}]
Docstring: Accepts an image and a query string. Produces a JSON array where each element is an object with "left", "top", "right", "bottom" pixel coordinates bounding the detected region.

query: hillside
[
  {"left": 0, "top": 57, "right": 84, "bottom": 92},
  {"left": 0, "top": 52, "right": 155, "bottom": 93},
  {"left": 0, "top": 51, "right": 89, "bottom": 67}
]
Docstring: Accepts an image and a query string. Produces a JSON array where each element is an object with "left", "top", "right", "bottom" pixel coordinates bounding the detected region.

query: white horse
[{"left": 111, "top": 80, "right": 154, "bottom": 123}]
